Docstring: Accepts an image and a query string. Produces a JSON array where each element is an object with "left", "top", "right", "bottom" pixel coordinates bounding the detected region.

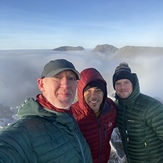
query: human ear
[{"left": 37, "top": 78, "right": 44, "bottom": 92}]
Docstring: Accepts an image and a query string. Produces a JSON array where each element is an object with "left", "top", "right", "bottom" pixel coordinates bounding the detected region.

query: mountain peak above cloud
[
  {"left": 92, "top": 44, "right": 119, "bottom": 55},
  {"left": 52, "top": 46, "right": 84, "bottom": 51},
  {"left": 115, "top": 46, "right": 163, "bottom": 58},
  {"left": 52, "top": 44, "right": 163, "bottom": 57}
]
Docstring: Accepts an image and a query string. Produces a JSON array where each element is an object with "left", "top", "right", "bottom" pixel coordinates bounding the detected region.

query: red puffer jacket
[{"left": 71, "top": 68, "right": 117, "bottom": 163}]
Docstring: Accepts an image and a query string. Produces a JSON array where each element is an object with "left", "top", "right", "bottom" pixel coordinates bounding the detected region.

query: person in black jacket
[{"left": 112, "top": 62, "right": 163, "bottom": 163}]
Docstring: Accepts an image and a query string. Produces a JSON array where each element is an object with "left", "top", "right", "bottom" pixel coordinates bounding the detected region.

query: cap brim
[{"left": 45, "top": 68, "right": 80, "bottom": 80}]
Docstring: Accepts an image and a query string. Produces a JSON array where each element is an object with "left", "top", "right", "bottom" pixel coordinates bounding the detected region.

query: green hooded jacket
[
  {"left": 115, "top": 73, "right": 163, "bottom": 163},
  {"left": 0, "top": 98, "right": 92, "bottom": 163}
]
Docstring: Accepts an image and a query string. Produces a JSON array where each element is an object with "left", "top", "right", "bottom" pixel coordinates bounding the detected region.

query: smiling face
[
  {"left": 37, "top": 70, "right": 77, "bottom": 109},
  {"left": 115, "top": 79, "right": 133, "bottom": 99},
  {"left": 84, "top": 87, "right": 104, "bottom": 113}
]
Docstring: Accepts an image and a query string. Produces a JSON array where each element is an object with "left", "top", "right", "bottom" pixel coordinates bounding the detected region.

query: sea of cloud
[{"left": 0, "top": 49, "right": 163, "bottom": 108}]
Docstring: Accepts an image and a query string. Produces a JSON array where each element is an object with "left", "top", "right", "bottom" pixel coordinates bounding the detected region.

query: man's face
[
  {"left": 84, "top": 87, "right": 104, "bottom": 113},
  {"left": 115, "top": 79, "right": 133, "bottom": 99},
  {"left": 37, "top": 70, "right": 77, "bottom": 109}
]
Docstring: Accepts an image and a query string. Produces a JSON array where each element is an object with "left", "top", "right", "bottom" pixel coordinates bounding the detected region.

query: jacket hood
[
  {"left": 18, "top": 98, "right": 77, "bottom": 129},
  {"left": 77, "top": 68, "right": 107, "bottom": 109},
  {"left": 18, "top": 98, "right": 60, "bottom": 118}
]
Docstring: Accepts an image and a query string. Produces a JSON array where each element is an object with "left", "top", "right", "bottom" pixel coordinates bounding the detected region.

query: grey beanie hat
[{"left": 41, "top": 59, "right": 80, "bottom": 79}]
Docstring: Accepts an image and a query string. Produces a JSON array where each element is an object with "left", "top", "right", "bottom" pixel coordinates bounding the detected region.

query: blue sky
[{"left": 0, "top": 0, "right": 163, "bottom": 50}]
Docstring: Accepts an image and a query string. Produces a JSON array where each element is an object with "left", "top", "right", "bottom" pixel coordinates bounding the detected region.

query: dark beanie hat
[
  {"left": 84, "top": 80, "right": 105, "bottom": 95},
  {"left": 112, "top": 62, "right": 134, "bottom": 89}
]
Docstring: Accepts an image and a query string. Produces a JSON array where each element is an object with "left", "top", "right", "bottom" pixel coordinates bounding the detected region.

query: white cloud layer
[{"left": 0, "top": 49, "right": 163, "bottom": 107}]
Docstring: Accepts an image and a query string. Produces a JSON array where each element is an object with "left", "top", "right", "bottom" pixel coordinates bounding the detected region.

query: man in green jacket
[
  {"left": 112, "top": 62, "right": 163, "bottom": 163},
  {"left": 0, "top": 59, "right": 92, "bottom": 163}
]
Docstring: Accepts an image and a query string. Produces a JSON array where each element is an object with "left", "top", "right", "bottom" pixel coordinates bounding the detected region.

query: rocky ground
[{"left": 108, "top": 128, "right": 128, "bottom": 163}]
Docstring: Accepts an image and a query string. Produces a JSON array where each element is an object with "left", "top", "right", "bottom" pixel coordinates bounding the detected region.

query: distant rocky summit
[
  {"left": 115, "top": 46, "right": 163, "bottom": 58},
  {"left": 92, "top": 44, "right": 119, "bottom": 55},
  {"left": 52, "top": 46, "right": 84, "bottom": 51},
  {"left": 52, "top": 44, "right": 163, "bottom": 58}
]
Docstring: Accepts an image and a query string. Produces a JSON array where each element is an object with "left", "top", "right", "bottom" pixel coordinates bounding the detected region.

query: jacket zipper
[{"left": 98, "top": 120, "right": 102, "bottom": 163}]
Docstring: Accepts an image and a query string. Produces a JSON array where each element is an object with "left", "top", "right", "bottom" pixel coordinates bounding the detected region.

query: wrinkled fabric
[
  {"left": 71, "top": 68, "right": 117, "bottom": 163},
  {"left": 0, "top": 98, "right": 92, "bottom": 163},
  {"left": 115, "top": 73, "right": 163, "bottom": 163}
]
